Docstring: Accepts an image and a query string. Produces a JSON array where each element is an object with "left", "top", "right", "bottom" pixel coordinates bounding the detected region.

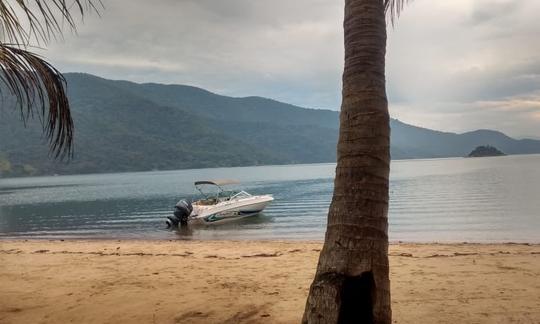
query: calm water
[{"left": 1, "top": 155, "right": 539, "bottom": 242}]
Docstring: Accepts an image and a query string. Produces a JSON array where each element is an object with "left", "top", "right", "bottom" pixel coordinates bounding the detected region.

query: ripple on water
[{"left": 1, "top": 155, "right": 539, "bottom": 242}]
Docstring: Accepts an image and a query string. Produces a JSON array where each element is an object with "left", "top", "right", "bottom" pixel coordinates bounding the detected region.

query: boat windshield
[
  {"left": 195, "top": 184, "right": 230, "bottom": 198},
  {"left": 230, "top": 191, "right": 252, "bottom": 199},
  {"left": 193, "top": 181, "right": 250, "bottom": 204}
]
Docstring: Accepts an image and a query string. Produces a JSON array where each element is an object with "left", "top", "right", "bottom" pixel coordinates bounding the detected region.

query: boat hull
[{"left": 190, "top": 196, "right": 273, "bottom": 225}]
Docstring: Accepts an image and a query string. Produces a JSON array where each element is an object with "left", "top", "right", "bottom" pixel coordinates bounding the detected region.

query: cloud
[
  {"left": 39, "top": 0, "right": 343, "bottom": 106},
  {"left": 35, "top": 0, "right": 540, "bottom": 137},
  {"left": 387, "top": 0, "right": 540, "bottom": 137},
  {"left": 467, "top": 0, "right": 523, "bottom": 26}
]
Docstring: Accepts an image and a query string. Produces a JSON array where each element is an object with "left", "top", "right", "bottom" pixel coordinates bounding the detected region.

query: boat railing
[{"left": 230, "top": 190, "right": 252, "bottom": 199}]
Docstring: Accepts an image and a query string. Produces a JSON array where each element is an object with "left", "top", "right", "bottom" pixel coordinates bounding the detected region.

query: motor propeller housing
[{"left": 166, "top": 199, "right": 193, "bottom": 228}]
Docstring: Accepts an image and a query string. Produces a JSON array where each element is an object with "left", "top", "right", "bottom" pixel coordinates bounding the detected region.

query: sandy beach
[{"left": 1, "top": 240, "right": 539, "bottom": 324}]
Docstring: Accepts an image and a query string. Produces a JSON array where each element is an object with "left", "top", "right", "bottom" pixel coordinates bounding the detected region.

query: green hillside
[
  {"left": 0, "top": 73, "right": 337, "bottom": 177},
  {"left": 1, "top": 73, "right": 540, "bottom": 177}
]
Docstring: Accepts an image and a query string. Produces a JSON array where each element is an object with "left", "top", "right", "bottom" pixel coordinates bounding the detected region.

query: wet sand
[{"left": 1, "top": 240, "right": 539, "bottom": 323}]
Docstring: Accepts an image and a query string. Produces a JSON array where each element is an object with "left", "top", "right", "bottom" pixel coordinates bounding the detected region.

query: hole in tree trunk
[{"left": 338, "top": 271, "right": 375, "bottom": 324}]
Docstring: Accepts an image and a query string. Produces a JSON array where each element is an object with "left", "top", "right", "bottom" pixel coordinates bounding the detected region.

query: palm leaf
[
  {"left": 0, "top": 0, "right": 102, "bottom": 45},
  {"left": 385, "top": 0, "right": 411, "bottom": 25},
  {"left": 1, "top": 43, "right": 73, "bottom": 158},
  {"left": 0, "top": 0, "right": 101, "bottom": 159}
]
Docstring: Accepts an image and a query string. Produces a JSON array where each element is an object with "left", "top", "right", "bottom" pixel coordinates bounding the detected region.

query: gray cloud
[
  {"left": 386, "top": 0, "right": 540, "bottom": 136},
  {"left": 467, "top": 1, "right": 523, "bottom": 26},
  {"left": 36, "top": 0, "right": 540, "bottom": 137}
]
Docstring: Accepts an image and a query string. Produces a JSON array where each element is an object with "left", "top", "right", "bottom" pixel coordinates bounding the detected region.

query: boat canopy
[{"left": 194, "top": 179, "right": 240, "bottom": 186}]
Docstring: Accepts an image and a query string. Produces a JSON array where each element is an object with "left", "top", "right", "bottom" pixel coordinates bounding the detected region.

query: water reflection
[
  {"left": 172, "top": 214, "right": 275, "bottom": 240},
  {"left": 1, "top": 155, "right": 539, "bottom": 242}
]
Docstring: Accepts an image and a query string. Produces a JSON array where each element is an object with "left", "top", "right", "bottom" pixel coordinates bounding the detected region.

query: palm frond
[
  {"left": 1, "top": 43, "right": 73, "bottom": 158},
  {"left": 0, "top": 0, "right": 101, "bottom": 159},
  {"left": 385, "top": 0, "right": 411, "bottom": 26},
  {"left": 0, "top": 0, "right": 102, "bottom": 45}
]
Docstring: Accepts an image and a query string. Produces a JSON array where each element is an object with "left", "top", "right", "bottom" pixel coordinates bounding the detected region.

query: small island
[{"left": 467, "top": 145, "right": 506, "bottom": 157}]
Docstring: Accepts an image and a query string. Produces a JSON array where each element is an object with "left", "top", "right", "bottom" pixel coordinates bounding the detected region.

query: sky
[{"left": 37, "top": 0, "right": 540, "bottom": 138}]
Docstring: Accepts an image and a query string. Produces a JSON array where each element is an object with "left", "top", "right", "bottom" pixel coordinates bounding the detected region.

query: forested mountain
[
  {"left": 1, "top": 73, "right": 539, "bottom": 177},
  {"left": 390, "top": 119, "right": 540, "bottom": 158},
  {"left": 468, "top": 146, "right": 506, "bottom": 157}
]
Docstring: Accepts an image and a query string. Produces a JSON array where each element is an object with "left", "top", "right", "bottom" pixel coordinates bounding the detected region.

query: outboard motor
[{"left": 166, "top": 199, "right": 193, "bottom": 228}]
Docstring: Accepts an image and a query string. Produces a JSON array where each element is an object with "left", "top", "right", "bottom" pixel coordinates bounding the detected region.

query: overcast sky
[{"left": 39, "top": 0, "right": 540, "bottom": 138}]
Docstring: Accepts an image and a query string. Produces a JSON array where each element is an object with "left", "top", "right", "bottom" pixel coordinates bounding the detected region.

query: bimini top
[{"left": 194, "top": 179, "right": 240, "bottom": 186}]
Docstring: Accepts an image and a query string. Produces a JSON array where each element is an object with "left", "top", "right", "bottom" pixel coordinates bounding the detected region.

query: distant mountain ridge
[{"left": 1, "top": 72, "right": 539, "bottom": 177}]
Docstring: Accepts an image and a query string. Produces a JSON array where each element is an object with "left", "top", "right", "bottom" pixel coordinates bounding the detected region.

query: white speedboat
[{"left": 166, "top": 179, "right": 273, "bottom": 227}]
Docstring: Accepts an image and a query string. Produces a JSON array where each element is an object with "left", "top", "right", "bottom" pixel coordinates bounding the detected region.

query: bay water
[{"left": 1, "top": 155, "right": 539, "bottom": 242}]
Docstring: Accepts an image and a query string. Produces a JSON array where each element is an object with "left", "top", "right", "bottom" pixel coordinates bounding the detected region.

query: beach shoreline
[
  {"left": 1, "top": 239, "right": 539, "bottom": 323},
  {"left": 2, "top": 236, "right": 539, "bottom": 244}
]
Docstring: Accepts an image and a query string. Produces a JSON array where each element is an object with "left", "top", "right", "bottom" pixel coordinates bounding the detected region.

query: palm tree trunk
[{"left": 302, "top": 0, "right": 391, "bottom": 323}]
